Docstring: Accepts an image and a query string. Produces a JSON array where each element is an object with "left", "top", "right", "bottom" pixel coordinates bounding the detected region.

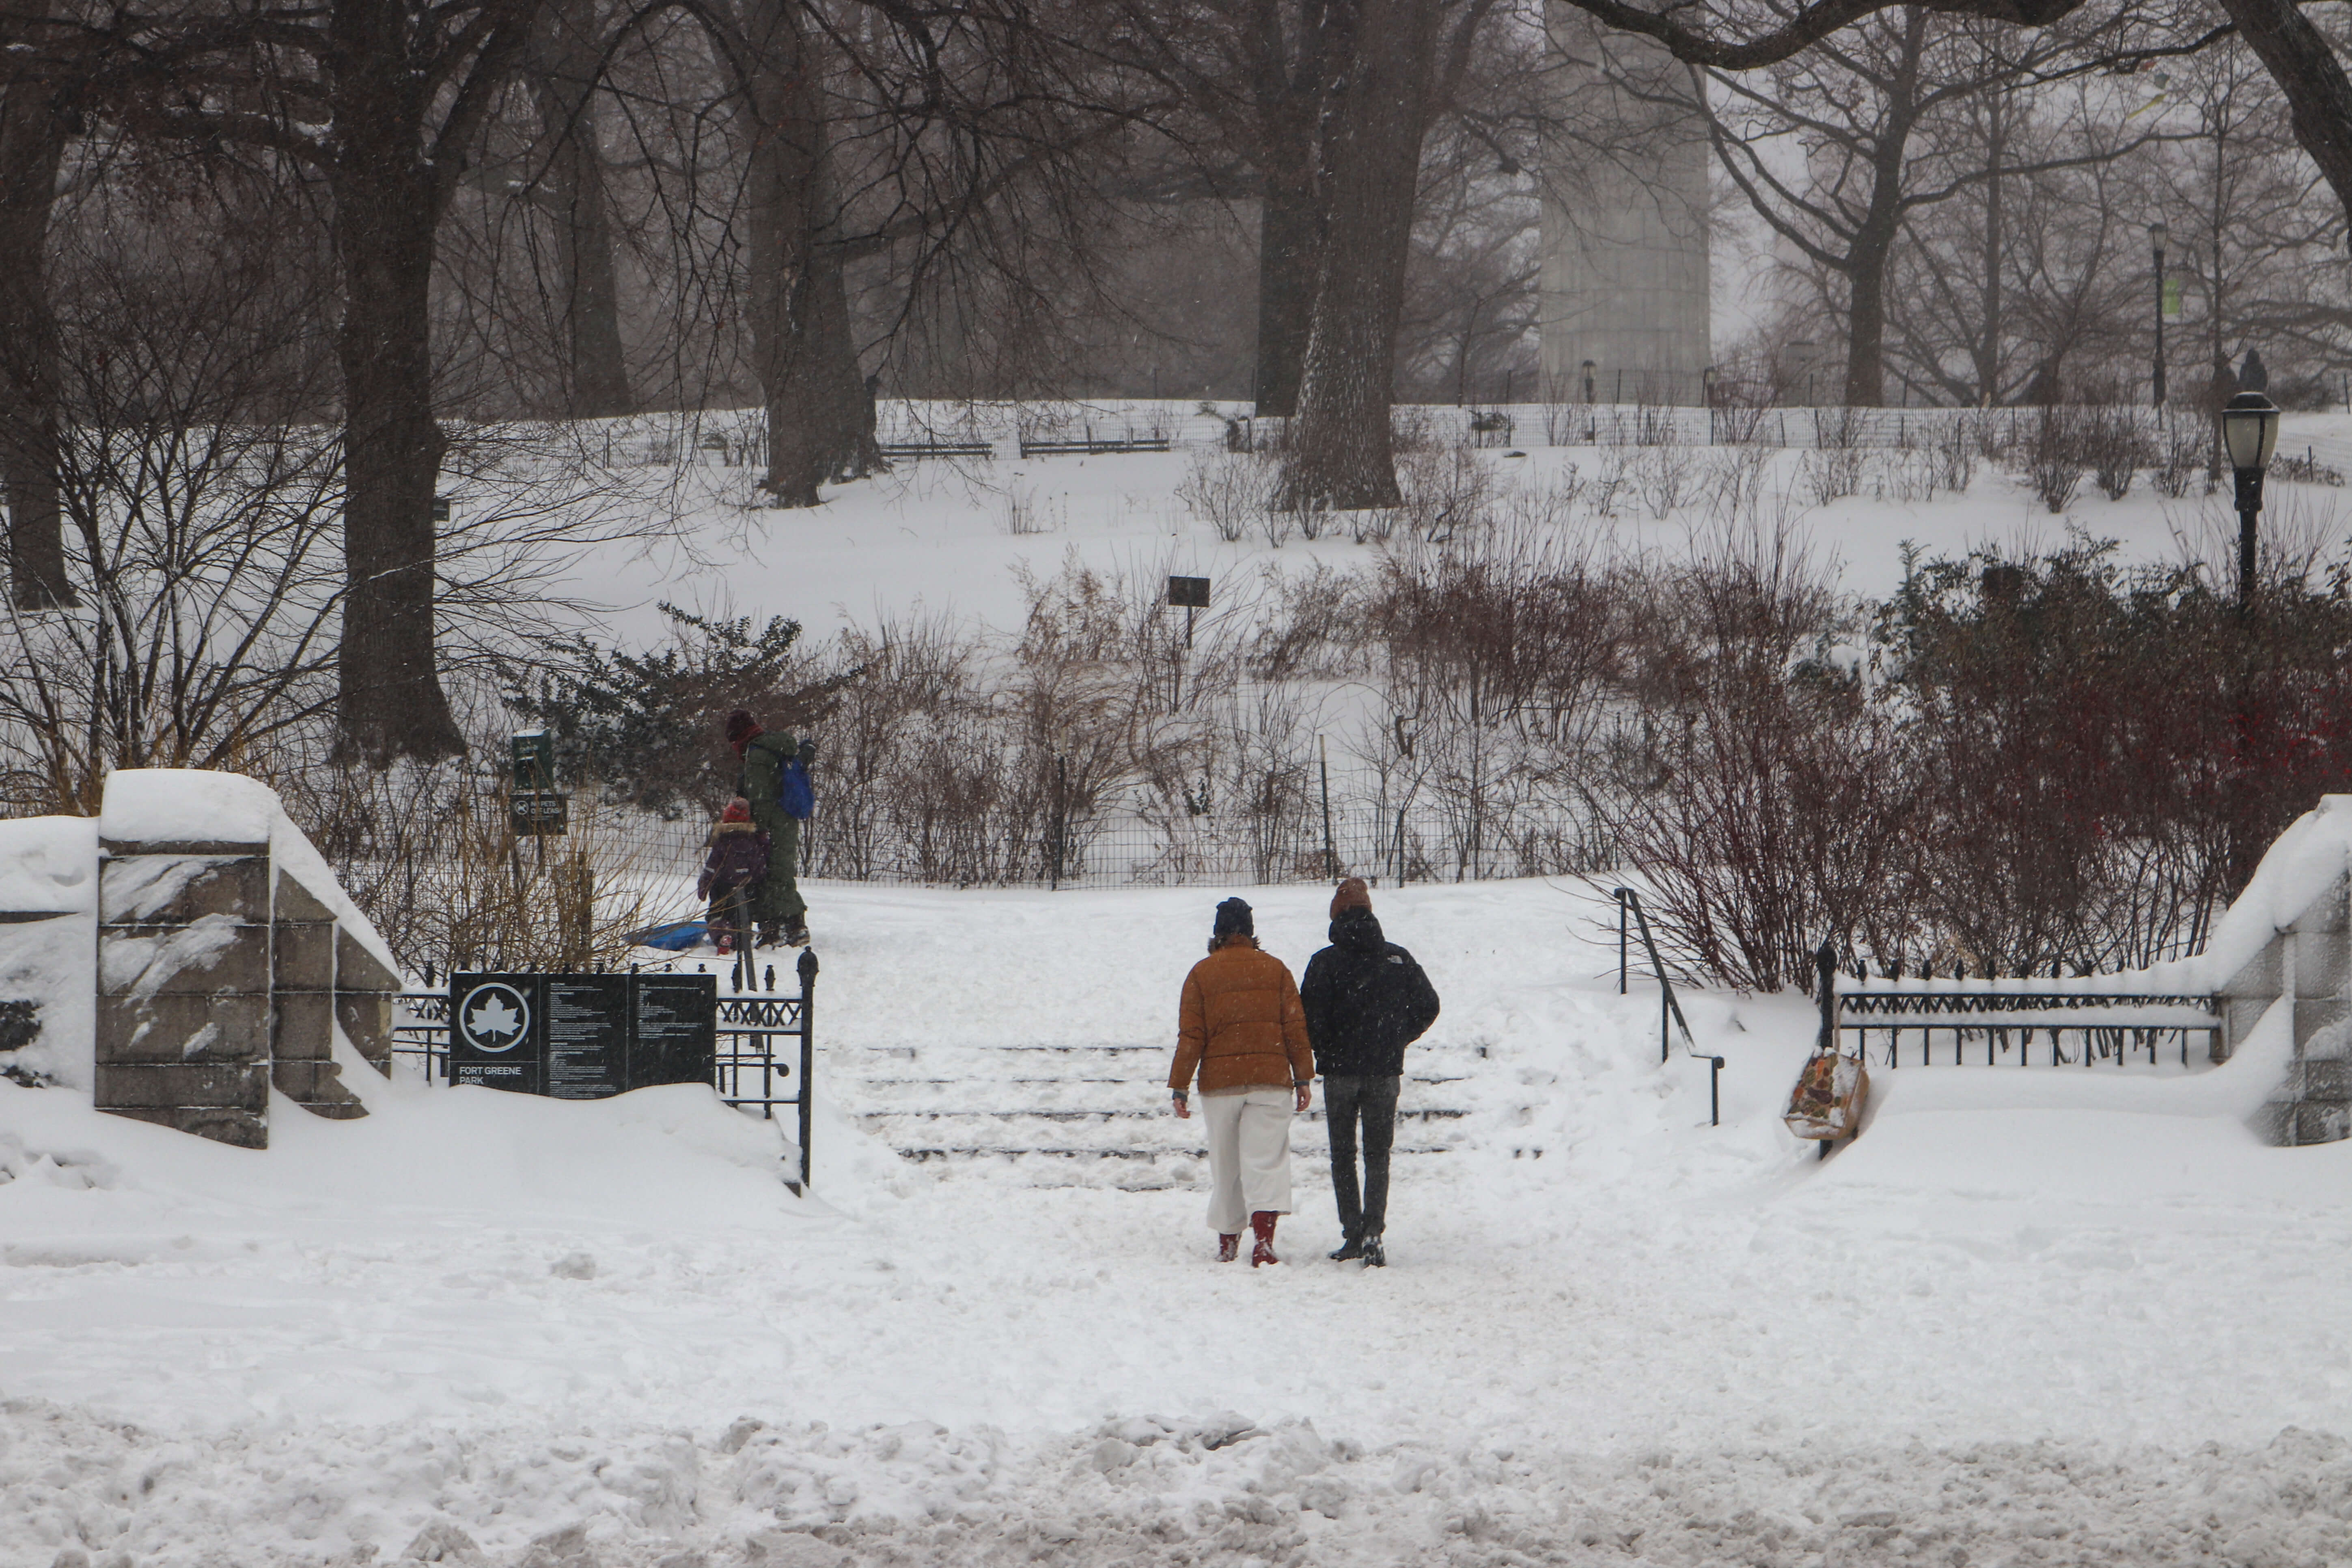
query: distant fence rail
[{"left": 590, "top": 790, "right": 1610, "bottom": 893}]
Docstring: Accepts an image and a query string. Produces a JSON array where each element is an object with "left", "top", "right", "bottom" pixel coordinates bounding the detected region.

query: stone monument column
[
  {"left": 272, "top": 871, "right": 368, "bottom": 1117},
  {"left": 1539, "top": 1, "right": 1712, "bottom": 406},
  {"left": 95, "top": 831, "right": 275, "bottom": 1147}
]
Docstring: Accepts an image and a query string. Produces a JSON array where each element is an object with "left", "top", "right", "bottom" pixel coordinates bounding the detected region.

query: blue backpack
[{"left": 778, "top": 756, "right": 815, "bottom": 820}]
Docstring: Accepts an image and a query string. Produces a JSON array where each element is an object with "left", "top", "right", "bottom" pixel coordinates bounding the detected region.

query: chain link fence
[{"left": 593, "top": 782, "right": 1614, "bottom": 894}]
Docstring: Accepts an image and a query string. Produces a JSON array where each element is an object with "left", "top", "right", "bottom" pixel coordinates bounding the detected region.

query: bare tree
[{"left": 0, "top": 3, "right": 71, "bottom": 608}]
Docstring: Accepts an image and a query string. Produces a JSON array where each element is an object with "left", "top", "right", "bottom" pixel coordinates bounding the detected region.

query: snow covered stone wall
[
  {"left": 0, "top": 770, "right": 406, "bottom": 1149},
  {"left": 2134, "top": 794, "right": 2352, "bottom": 1145}
]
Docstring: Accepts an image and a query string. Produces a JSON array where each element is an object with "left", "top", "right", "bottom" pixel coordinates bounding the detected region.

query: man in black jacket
[{"left": 1301, "top": 878, "right": 1440, "bottom": 1267}]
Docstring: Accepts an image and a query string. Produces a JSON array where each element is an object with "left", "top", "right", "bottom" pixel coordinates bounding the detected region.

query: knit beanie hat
[
  {"left": 723, "top": 709, "right": 761, "bottom": 746},
  {"left": 1212, "top": 897, "right": 1255, "bottom": 940},
  {"left": 1331, "top": 877, "right": 1372, "bottom": 918},
  {"left": 722, "top": 796, "right": 752, "bottom": 823}
]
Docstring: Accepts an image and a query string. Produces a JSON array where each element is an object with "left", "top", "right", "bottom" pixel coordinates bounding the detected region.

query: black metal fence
[
  {"left": 1832, "top": 977, "right": 2226, "bottom": 1070},
  {"left": 390, "top": 948, "right": 820, "bottom": 1191}
]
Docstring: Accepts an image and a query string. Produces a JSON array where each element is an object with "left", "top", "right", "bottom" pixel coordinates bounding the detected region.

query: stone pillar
[
  {"left": 95, "top": 836, "right": 274, "bottom": 1148},
  {"left": 2269, "top": 873, "right": 2351, "bottom": 1145},
  {"left": 272, "top": 872, "right": 366, "bottom": 1118},
  {"left": 335, "top": 927, "right": 401, "bottom": 1076}
]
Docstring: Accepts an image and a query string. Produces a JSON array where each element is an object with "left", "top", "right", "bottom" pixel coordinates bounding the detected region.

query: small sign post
[
  {"left": 1167, "top": 576, "right": 1210, "bottom": 712},
  {"left": 509, "top": 730, "right": 567, "bottom": 838},
  {"left": 1166, "top": 575, "right": 1210, "bottom": 645}
]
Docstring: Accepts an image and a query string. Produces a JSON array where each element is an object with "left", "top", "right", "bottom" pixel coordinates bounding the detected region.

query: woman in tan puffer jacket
[{"left": 1169, "top": 897, "right": 1314, "bottom": 1264}]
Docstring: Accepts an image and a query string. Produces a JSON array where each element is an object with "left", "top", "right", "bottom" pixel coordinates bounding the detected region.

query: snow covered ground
[
  {"left": 7, "top": 875, "right": 2352, "bottom": 1566},
  {"left": 10, "top": 412, "right": 2352, "bottom": 1564},
  {"left": 550, "top": 401, "right": 2352, "bottom": 651}
]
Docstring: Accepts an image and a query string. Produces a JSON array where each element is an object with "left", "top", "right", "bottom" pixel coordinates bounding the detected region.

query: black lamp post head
[{"left": 2221, "top": 390, "right": 2281, "bottom": 474}]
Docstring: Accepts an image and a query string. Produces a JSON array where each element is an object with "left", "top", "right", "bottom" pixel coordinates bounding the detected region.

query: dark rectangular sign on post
[
  {"left": 510, "top": 791, "right": 569, "bottom": 836},
  {"left": 630, "top": 972, "right": 717, "bottom": 1089},
  {"left": 1166, "top": 575, "right": 1210, "bottom": 608},
  {"left": 448, "top": 972, "right": 716, "bottom": 1099},
  {"left": 511, "top": 730, "right": 555, "bottom": 791}
]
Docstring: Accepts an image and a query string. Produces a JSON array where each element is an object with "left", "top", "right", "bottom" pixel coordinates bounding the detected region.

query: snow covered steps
[{"left": 832, "top": 1041, "right": 1475, "bottom": 1189}]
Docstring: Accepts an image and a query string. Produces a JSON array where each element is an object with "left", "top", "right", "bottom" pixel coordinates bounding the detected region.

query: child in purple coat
[{"left": 698, "top": 798, "right": 771, "bottom": 955}]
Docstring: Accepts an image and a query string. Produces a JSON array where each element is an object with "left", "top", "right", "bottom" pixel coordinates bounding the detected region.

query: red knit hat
[
  {"left": 722, "top": 796, "right": 752, "bottom": 823},
  {"left": 1331, "top": 878, "right": 1371, "bottom": 917}
]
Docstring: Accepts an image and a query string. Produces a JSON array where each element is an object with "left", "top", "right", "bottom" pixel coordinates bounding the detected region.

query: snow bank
[
  {"left": 0, "top": 817, "right": 98, "bottom": 1091},
  {"left": 6, "top": 877, "right": 2352, "bottom": 1566}
]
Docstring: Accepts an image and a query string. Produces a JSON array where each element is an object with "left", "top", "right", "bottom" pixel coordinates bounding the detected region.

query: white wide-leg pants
[{"left": 1201, "top": 1087, "right": 1294, "bottom": 1233}]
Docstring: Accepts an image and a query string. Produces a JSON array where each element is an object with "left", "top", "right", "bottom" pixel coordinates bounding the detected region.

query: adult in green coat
[{"left": 724, "top": 709, "right": 812, "bottom": 945}]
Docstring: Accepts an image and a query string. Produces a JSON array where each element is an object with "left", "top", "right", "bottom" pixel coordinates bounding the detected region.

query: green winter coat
[{"left": 736, "top": 731, "right": 812, "bottom": 923}]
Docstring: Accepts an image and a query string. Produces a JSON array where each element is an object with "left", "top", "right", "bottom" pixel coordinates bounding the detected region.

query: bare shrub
[
  {"left": 1587, "top": 447, "right": 1632, "bottom": 518},
  {"left": 2078, "top": 401, "right": 2154, "bottom": 501},
  {"left": 2022, "top": 405, "right": 2088, "bottom": 513},
  {"left": 1803, "top": 446, "right": 1864, "bottom": 505},
  {"left": 2153, "top": 430, "right": 2200, "bottom": 499},
  {"left": 1397, "top": 442, "right": 1496, "bottom": 541},
  {"left": 287, "top": 763, "right": 655, "bottom": 974},
  {"left": 1176, "top": 448, "right": 1274, "bottom": 543},
  {"left": 1702, "top": 446, "right": 1772, "bottom": 525},
  {"left": 1935, "top": 420, "right": 1976, "bottom": 494},
  {"left": 1000, "top": 477, "right": 1056, "bottom": 534},
  {"left": 1636, "top": 447, "right": 1697, "bottom": 520},
  {"left": 1603, "top": 521, "right": 1921, "bottom": 992},
  {"left": 1369, "top": 518, "right": 1622, "bottom": 878}
]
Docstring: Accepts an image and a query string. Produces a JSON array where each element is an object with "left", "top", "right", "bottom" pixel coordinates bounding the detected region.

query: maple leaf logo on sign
[{"left": 460, "top": 982, "right": 530, "bottom": 1053}]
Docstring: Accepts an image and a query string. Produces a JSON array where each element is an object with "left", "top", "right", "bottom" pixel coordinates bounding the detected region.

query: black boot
[
  {"left": 1328, "top": 1234, "right": 1363, "bottom": 1262},
  {"left": 1361, "top": 1234, "right": 1386, "bottom": 1268}
]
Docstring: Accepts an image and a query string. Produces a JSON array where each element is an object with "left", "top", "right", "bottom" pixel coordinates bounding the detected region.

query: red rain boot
[
  {"left": 1217, "top": 1233, "right": 1240, "bottom": 1262},
  {"left": 1250, "top": 1212, "right": 1279, "bottom": 1267}
]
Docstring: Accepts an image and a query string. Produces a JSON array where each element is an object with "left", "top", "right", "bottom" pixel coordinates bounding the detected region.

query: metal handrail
[{"left": 1613, "top": 888, "right": 1724, "bottom": 1126}]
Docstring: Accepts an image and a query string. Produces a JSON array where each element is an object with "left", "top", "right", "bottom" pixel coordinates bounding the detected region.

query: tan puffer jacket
[{"left": 1169, "top": 937, "right": 1314, "bottom": 1095}]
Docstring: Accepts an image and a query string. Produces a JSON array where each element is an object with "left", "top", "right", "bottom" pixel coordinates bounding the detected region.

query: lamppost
[
  {"left": 2221, "top": 390, "right": 2281, "bottom": 617},
  {"left": 2149, "top": 221, "right": 2168, "bottom": 409}
]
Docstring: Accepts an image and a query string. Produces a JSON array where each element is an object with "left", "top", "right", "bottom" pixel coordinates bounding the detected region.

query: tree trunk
[
  {"left": 1280, "top": 0, "right": 1438, "bottom": 511},
  {"left": 1844, "top": 212, "right": 1898, "bottom": 407},
  {"left": 332, "top": 168, "right": 466, "bottom": 764},
  {"left": 1252, "top": 167, "right": 1324, "bottom": 417},
  {"left": 527, "top": 0, "right": 632, "bottom": 417},
  {"left": 0, "top": 64, "right": 69, "bottom": 609},
  {"left": 731, "top": 0, "right": 876, "bottom": 509},
  {"left": 2219, "top": 0, "right": 2352, "bottom": 230}
]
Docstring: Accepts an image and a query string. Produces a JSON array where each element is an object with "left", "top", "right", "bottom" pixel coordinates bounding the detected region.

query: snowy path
[{"left": 6, "top": 879, "right": 2352, "bottom": 1566}]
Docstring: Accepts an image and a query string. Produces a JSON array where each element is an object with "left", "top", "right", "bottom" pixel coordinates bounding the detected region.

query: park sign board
[
  {"left": 449, "top": 972, "right": 716, "bottom": 1099},
  {"left": 510, "top": 791, "right": 569, "bottom": 836}
]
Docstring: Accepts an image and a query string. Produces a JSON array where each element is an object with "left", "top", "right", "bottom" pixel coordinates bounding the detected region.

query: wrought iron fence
[{"left": 388, "top": 949, "right": 820, "bottom": 1191}]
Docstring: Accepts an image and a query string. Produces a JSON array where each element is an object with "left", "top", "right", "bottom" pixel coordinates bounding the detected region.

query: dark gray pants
[{"left": 1323, "top": 1073, "right": 1400, "bottom": 1240}]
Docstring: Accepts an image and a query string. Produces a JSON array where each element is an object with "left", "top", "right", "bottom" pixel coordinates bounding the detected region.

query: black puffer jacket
[{"left": 1300, "top": 908, "right": 1441, "bottom": 1077}]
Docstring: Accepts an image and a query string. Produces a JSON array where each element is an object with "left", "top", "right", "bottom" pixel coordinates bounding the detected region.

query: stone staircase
[{"left": 833, "top": 1040, "right": 1479, "bottom": 1188}]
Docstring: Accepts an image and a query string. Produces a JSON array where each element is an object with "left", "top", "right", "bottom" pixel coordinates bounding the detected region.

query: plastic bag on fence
[{"left": 1783, "top": 1049, "right": 1869, "bottom": 1142}]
